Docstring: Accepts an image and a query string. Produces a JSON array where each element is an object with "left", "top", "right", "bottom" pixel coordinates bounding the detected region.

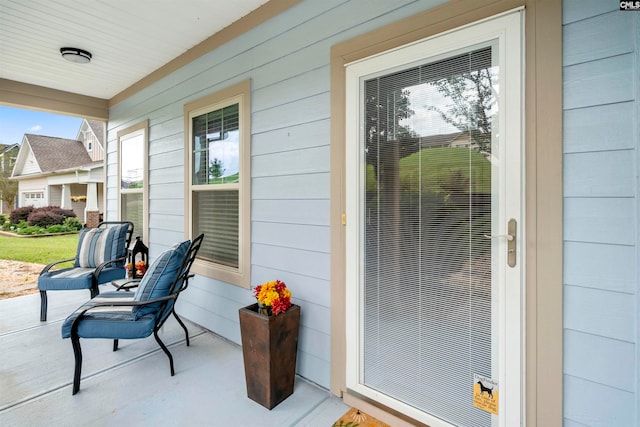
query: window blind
[
  {"left": 193, "top": 190, "right": 239, "bottom": 268},
  {"left": 121, "top": 192, "right": 143, "bottom": 242},
  {"left": 362, "top": 46, "right": 495, "bottom": 426}
]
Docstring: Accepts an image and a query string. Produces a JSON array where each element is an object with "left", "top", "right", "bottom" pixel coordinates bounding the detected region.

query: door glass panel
[{"left": 361, "top": 45, "right": 497, "bottom": 426}]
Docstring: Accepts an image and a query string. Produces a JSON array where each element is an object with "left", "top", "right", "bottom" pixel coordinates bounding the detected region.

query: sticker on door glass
[{"left": 473, "top": 374, "right": 498, "bottom": 415}]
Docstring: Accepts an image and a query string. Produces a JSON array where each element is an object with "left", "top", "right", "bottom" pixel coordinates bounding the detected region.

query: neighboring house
[
  {"left": 10, "top": 119, "right": 105, "bottom": 224},
  {"left": 4, "top": 1, "right": 640, "bottom": 426},
  {"left": 419, "top": 131, "right": 474, "bottom": 149},
  {"left": 0, "top": 143, "right": 19, "bottom": 214}
]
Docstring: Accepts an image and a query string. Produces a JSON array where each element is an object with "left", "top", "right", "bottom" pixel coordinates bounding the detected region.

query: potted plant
[{"left": 238, "top": 280, "right": 300, "bottom": 409}]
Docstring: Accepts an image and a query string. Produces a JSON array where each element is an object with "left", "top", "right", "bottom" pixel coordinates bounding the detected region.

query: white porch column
[{"left": 60, "top": 184, "right": 71, "bottom": 209}]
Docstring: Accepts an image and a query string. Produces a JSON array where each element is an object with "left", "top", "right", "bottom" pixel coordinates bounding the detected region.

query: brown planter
[{"left": 238, "top": 303, "right": 300, "bottom": 409}]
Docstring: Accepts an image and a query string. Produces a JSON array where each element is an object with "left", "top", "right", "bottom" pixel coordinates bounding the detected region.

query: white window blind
[
  {"left": 193, "top": 190, "right": 239, "bottom": 268},
  {"left": 361, "top": 46, "right": 496, "bottom": 427},
  {"left": 121, "top": 192, "right": 143, "bottom": 241}
]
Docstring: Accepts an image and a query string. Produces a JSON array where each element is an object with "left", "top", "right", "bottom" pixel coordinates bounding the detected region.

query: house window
[
  {"left": 117, "top": 120, "right": 148, "bottom": 243},
  {"left": 184, "top": 80, "right": 251, "bottom": 288}
]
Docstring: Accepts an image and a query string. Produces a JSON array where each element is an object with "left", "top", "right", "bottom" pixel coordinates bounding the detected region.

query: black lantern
[{"left": 127, "top": 236, "right": 148, "bottom": 279}]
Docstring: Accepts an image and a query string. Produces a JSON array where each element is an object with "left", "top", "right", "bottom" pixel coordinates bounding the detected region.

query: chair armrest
[
  {"left": 70, "top": 293, "right": 179, "bottom": 333},
  {"left": 94, "top": 255, "right": 127, "bottom": 275},
  {"left": 112, "top": 278, "right": 141, "bottom": 291},
  {"left": 89, "top": 293, "right": 177, "bottom": 309},
  {"left": 93, "top": 256, "right": 127, "bottom": 280},
  {"left": 40, "top": 258, "right": 76, "bottom": 275}
]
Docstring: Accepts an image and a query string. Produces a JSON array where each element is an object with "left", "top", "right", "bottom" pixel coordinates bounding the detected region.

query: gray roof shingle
[{"left": 24, "top": 134, "right": 92, "bottom": 172}]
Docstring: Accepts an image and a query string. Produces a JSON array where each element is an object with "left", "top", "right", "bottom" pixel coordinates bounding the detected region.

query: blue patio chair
[
  {"left": 61, "top": 233, "right": 204, "bottom": 395},
  {"left": 38, "top": 221, "right": 134, "bottom": 321}
]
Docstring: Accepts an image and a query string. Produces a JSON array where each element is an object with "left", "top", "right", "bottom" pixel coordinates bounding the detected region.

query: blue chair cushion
[
  {"left": 75, "top": 223, "right": 129, "bottom": 268},
  {"left": 132, "top": 240, "right": 190, "bottom": 319},
  {"left": 62, "top": 292, "right": 156, "bottom": 339},
  {"left": 38, "top": 264, "right": 125, "bottom": 291}
]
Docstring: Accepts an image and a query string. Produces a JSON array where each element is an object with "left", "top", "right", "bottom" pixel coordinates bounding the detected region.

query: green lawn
[
  {"left": 367, "top": 146, "right": 491, "bottom": 194},
  {"left": 0, "top": 233, "right": 79, "bottom": 265}
]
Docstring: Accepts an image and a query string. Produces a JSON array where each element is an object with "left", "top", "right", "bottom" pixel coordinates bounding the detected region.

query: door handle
[
  {"left": 483, "top": 218, "right": 517, "bottom": 267},
  {"left": 507, "top": 218, "right": 516, "bottom": 267},
  {"left": 483, "top": 234, "right": 514, "bottom": 241}
]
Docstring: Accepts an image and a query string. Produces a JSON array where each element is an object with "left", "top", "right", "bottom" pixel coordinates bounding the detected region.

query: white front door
[{"left": 345, "top": 10, "right": 524, "bottom": 427}]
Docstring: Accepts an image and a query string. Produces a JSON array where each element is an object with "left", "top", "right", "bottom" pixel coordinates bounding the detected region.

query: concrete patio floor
[{"left": 0, "top": 287, "right": 348, "bottom": 426}]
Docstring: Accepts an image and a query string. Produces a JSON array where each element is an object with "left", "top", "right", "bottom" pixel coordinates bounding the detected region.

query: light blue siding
[
  {"left": 564, "top": 329, "right": 635, "bottom": 392},
  {"left": 564, "top": 241, "right": 636, "bottom": 293},
  {"left": 252, "top": 121, "right": 330, "bottom": 156},
  {"left": 564, "top": 285, "right": 635, "bottom": 343},
  {"left": 252, "top": 145, "right": 330, "bottom": 177},
  {"left": 564, "top": 198, "right": 635, "bottom": 245},
  {"left": 564, "top": 375, "right": 635, "bottom": 427},
  {"left": 252, "top": 93, "right": 330, "bottom": 133},
  {"left": 252, "top": 199, "right": 329, "bottom": 225},
  {"left": 106, "top": 0, "right": 448, "bottom": 390},
  {"left": 563, "top": 11, "right": 633, "bottom": 66},
  {"left": 253, "top": 173, "right": 330, "bottom": 199},
  {"left": 252, "top": 243, "right": 330, "bottom": 281},
  {"left": 563, "top": 2, "right": 639, "bottom": 425},
  {"left": 252, "top": 222, "right": 330, "bottom": 253},
  {"left": 564, "top": 151, "right": 635, "bottom": 197},
  {"left": 252, "top": 66, "right": 330, "bottom": 112},
  {"left": 564, "top": 102, "right": 635, "bottom": 153},
  {"left": 563, "top": 0, "right": 617, "bottom": 23},
  {"left": 564, "top": 54, "right": 634, "bottom": 110},
  {"left": 564, "top": 419, "right": 590, "bottom": 427}
]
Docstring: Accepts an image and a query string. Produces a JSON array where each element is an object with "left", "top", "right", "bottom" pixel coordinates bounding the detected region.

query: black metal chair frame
[
  {"left": 39, "top": 221, "right": 134, "bottom": 321},
  {"left": 69, "top": 233, "right": 203, "bottom": 395}
]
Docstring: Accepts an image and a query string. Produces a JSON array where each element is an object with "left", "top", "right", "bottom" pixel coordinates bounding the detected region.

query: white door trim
[{"left": 345, "top": 9, "right": 524, "bottom": 427}]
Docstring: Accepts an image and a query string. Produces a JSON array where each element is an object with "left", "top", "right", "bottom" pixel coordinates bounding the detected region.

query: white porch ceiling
[{"left": 0, "top": 0, "right": 270, "bottom": 100}]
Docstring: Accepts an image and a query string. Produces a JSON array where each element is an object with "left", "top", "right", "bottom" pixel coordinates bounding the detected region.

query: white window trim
[
  {"left": 117, "top": 120, "right": 149, "bottom": 243},
  {"left": 183, "top": 80, "right": 251, "bottom": 288}
]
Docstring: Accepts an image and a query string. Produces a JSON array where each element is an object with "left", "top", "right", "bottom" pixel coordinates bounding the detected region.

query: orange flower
[
  {"left": 253, "top": 280, "right": 292, "bottom": 316},
  {"left": 135, "top": 260, "right": 147, "bottom": 275}
]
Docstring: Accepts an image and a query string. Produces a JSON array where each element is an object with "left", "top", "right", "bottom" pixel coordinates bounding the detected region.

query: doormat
[{"left": 332, "top": 407, "right": 390, "bottom": 427}]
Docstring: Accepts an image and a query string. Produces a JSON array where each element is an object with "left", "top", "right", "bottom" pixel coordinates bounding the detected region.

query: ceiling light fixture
[{"left": 60, "top": 47, "right": 92, "bottom": 64}]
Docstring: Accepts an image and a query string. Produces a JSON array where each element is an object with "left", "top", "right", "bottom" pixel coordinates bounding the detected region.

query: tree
[
  {"left": 427, "top": 65, "right": 496, "bottom": 155},
  {"left": 365, "top": 84, "right": 419, "bottom": 182},
  {"left": 363, "top": 81, "right": 420, "bottom": 314},
  {"left": 0, "top": 144, "right": 18, "bottom": 213},
  {"left": 0, "top": 177, "right": 17, "bottom": 212},
  {"left": 209, "top": 158, "right": 225, "bottom": 181}
]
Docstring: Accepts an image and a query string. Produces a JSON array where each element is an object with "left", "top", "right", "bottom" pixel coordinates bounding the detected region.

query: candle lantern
[{"left": 127, "top": 236, "right": 149, "bottom": 279}]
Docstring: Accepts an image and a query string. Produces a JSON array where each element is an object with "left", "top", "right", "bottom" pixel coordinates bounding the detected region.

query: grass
[
  {"left": 0, "top": 233, "right": 79, "bottom": 265},
  {"left": 367, "top": 147, "right": 491, "bottom": 194}
]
